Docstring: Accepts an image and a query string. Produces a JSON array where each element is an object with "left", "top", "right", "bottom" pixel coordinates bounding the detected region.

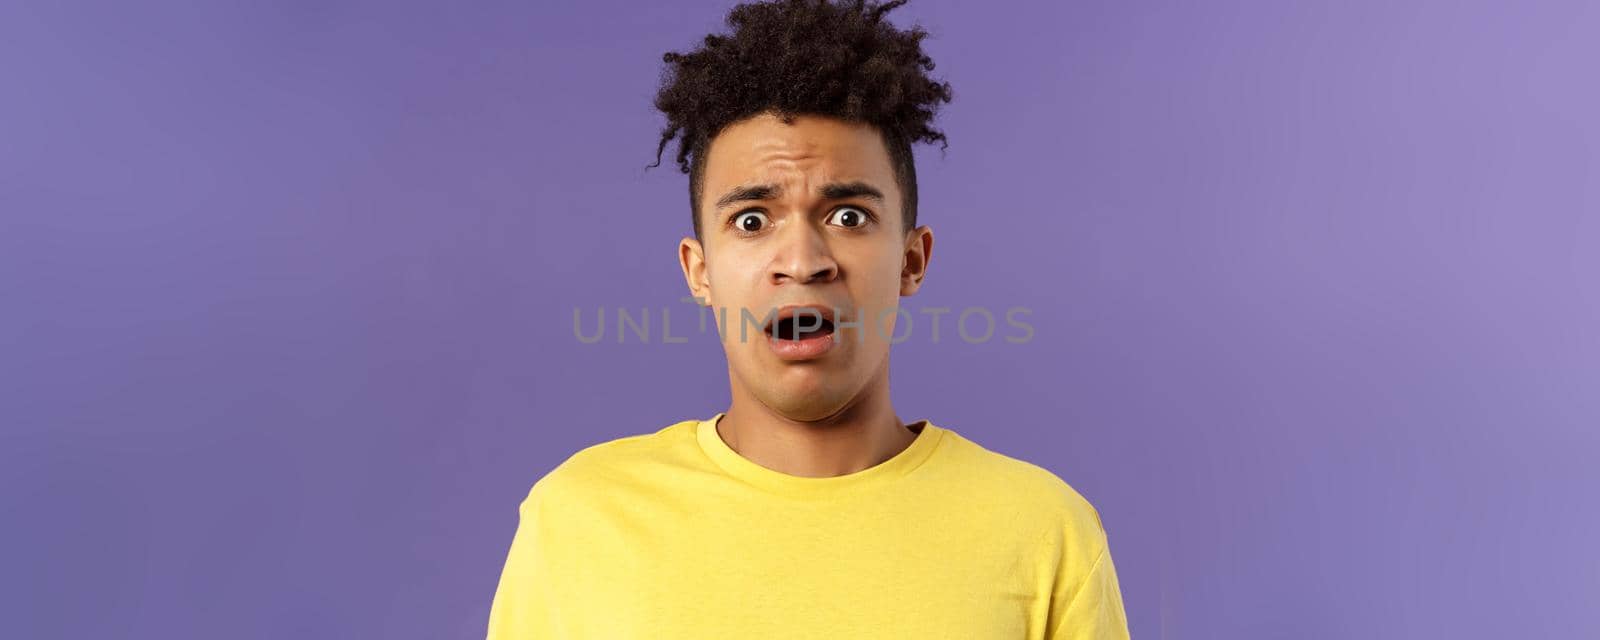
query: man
[{"left": 487, "top": 1, "right": 1129, "bottom": 637}]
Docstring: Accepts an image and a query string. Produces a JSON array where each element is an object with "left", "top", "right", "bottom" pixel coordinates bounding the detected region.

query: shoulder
[
  {"left": 936, "top": 428, "right": 1109, "bottom": 547},
  {"left": 518, "top": 418, "right": 700, "bottom": 507}
]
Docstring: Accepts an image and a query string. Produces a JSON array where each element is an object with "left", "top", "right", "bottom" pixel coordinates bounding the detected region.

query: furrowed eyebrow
[
  {"left": 819, "top": 181, "right": 885, "bottom": 203},
  {"left": 714, "top": 184, "right": 782, "bottom": 209},
  {"left": 712, "top": 181, "right": 885, "bottom": 209}
]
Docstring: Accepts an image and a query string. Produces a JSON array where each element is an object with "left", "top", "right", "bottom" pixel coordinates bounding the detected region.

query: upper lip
[{"left": 764, "top": 304, "right": 840, "bottom": 333}]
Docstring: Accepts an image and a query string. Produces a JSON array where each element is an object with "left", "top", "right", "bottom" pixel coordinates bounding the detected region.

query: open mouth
[{"left": 764, "top": 308, "right": 836, "bottom": 341}]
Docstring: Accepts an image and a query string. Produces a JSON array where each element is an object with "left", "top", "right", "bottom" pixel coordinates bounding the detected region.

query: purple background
[{"left": 3, "top": 0, "right": 1597, "bottom": 637}]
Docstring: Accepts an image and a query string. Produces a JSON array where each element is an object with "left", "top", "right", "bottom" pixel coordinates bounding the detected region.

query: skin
[{"left": 677, "top": 112, "right": 935, "bottom": 478}]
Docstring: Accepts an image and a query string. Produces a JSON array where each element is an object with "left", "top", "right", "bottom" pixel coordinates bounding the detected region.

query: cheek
[
  {"left": 703, "top": 261, "right": 768, "bottom": 344},
  {"left": 875, "top": 307, "right": 908, "bottom": 344},
  {"left": 853, "top": 250, "right": 905, "bottom": 298},
  {"left": 845, "top": 254, "right": 909, "bottom": 341},
  {"left": 704, "top": 253, "right": 759, "bottom": 305}
]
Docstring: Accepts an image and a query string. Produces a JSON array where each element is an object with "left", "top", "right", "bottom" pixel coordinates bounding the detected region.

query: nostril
[{"left": 771, "top": 259, "right": 839, "bottom": 284}]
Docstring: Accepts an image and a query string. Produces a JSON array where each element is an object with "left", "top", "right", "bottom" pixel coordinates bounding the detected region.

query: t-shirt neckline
[{"left": 695, "top": 412, "right": 946, "bottom": 499}]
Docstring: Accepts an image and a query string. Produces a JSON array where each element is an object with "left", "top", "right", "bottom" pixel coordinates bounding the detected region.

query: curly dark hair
[{"left": 651, "top": 0, "right": 953, "bottom": 238}]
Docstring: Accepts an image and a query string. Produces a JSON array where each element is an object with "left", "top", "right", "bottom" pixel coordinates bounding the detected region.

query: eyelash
[{"left": 726, "top": 206, "right": 876, "bottom": 235}]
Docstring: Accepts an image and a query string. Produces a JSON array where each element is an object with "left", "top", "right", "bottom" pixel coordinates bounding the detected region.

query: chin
[{"left": 760, "top": 385, "right": 853, "bottom": 423}]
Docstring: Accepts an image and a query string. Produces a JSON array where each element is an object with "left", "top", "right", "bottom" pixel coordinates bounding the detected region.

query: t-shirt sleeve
[
  {"left": 485, "top": 480, "right": 559, "bottom": 639},
  {"left": 1046, "top": 507, "right": 1131, "bottom": 640}
]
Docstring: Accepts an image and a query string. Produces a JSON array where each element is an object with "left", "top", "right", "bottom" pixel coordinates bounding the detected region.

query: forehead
[{"left": 700, "top": 113, "right": 898, "bottom": 195}]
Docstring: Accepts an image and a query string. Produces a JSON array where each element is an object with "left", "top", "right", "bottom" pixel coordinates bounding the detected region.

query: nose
[{"left": 769, "top": 220, "right": 839, "bottom": 285}]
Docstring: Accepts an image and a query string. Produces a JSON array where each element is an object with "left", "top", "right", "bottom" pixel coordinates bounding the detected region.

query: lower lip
[{"left": 766, "top": 330, "right": 836, "bottom": 361}]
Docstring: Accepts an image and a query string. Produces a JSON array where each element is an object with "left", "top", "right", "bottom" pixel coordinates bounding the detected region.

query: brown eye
[
  {"left": 826, "top": 206, "right": 869, "bottom": 228},
  {"left": 733, "top": 210, "right": 770, "bottom": 232}
]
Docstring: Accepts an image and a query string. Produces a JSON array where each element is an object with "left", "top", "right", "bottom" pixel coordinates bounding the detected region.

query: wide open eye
[
  {"left": 825, "top": 206, "right": 871, "bottom": 229},
  {"left": 732, "top": 210, "right": 770, "bottom": 233}
]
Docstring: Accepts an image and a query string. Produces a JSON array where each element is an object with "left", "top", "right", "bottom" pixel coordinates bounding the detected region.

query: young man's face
[{"left": 679, "top": 112, "right": 933, "bottom": 422}]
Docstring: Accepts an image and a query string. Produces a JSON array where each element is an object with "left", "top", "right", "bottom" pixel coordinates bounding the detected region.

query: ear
[
  {"left": 899, "top": 225, "right": 933, "bottom": 296},
  {"left": 679, "top": 236, "right": 713, "bottom": 306}
]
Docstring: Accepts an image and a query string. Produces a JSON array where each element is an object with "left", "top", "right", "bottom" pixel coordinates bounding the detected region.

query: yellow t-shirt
[{"left": 486, "top": 413, "right": 1129, "bottom": 639}]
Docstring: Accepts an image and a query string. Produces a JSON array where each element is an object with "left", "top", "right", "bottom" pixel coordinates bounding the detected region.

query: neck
[{"left": 718, "top": 360, "right": 919, "bottom": 479}]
